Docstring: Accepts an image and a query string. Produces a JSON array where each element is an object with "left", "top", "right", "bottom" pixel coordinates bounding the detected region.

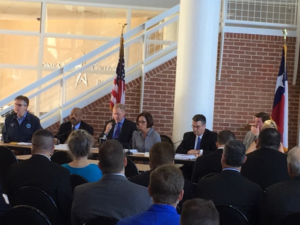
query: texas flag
[{"left": 271, "top": 45, "right": 288, "bottom": 152}]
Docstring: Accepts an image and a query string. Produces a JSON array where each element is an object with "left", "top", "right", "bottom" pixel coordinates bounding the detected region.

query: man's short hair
[
  {"left": 31, "top": 129, "right": 53, "bottom": 152},
  {"left": 149, "top": 142, "right": 174, "bottom": 169},
  {"left": 180, "top": 199, "right": 219, "bottom": 225},
  {"left": 67, "top": 129, "right": 94, "bottom": 158},
  {"left": 287, "top": 146, "right": 300, "bottom": 176},
  {"left": 255, "top": 112, "right": 270, "bottom": 122},
  {"left": 217, "top": 130, "right": 236, "bottom": 145},
  {"left": 223, "top": 140, "right": 246, "bottom": 167},
  {"left": 258, "top": 128, "right": 281, "bottom": 150},
  {"left": 98, "top": 140, "right": 124, "bottom": 174},
  {"left": 15, "top": 95, "right": 29, "bottom": 106},
  {"left": 114, "top": 103, "right": 125, "bottom": 111},
  {"left": 136, "top": 111, "right": 154, "bottom": 128},
  {"left": 149, "top": 165, "right": 184, "bottom": 205},
  {"left": 192, "top": 114, "right": 206, "bottom": 125}
]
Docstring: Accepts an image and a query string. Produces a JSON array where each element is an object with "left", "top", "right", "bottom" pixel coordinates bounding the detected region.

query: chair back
[
  {"left": 51, "top": 151, "right": 73, "bottom": 165},
  {"left": 84, "top": 215, "right": 118, "bottom": 225},
  {"left": 70, "top": 174, "right": 88, "bottom": 191},
  {"left": 3, "top": 205, "right": 51, "bottom": 225},
  {"left": 160, "top": 135, "right": 174, "bottom": 149},
  {"left": 280, "top": 212, "right": 300, "bottom": 225},
  {"left": 125, "top": 156, "right": 139, "bottom": 177},
  {"left": 215, "top": 204, "right": 249, "bottom": 225},
  {"left": 10, "top": 186, "right": 59, "bottom": 225},
  {"left": 0, "top": 146, "right": 18, "bottom": 194}
]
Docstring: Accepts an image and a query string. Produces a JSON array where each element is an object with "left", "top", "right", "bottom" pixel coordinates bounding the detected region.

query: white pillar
[{"left": 172, "top": 0, "right": 221, "bottom": 144}]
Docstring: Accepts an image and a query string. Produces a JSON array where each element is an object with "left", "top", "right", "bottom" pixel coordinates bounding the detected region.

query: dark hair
[
  {"left": 31, "top": 129, "right": 53, "bottom": 152},
  {"left": 258, "top": 128, "right": 281, "bottom": 150},
  {"left": 136, "top": 111, "right": 154, "bottom": 128},
  {"left": 181, "top": 199, "right": 219, "bottom": 225},
  {"left": 15, "top": 95, "right": 29, "bottom": 106},
  {"left": 149, "top": 165, "right": 184, "bottom": 205},
  {"left": 255, "top": 112, "right": 270, "bottom": 122},
  {"left": 217, "top": 130, "right": 236, "bottom": 145},
  {"left": 67, "top": 130, "right": 94, "bottom": 158},
  {"left": 223, "top": 140, "right": 246, "bottom": 167},
  {"left": 98, "top": 140, "right": 124, "bottom": 174},
  {"left": 192, "top": 114, "right": 206, "bottom": 125},
  {"left": 149, "top": 142, "right": 174, "bottom": 169}
]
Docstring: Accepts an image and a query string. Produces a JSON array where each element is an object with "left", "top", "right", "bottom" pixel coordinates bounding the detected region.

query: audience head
[
  {"left": 222, "top": 140, "right": 246, "bottom": 168},
  {"left": 31, "top": 129, "right": 54, "bottom": 156},
  {"left": 149, "top": 142, "right": 174, "bottom": 169},
  {"left": 98, "top": 140, "right": 125, "bottom": 174},
  {"left": 180, "top": 199, "right": 219, "bottom": 225},
  {"left": 257, "top": 128, "right": 281, "bottom": 151},
  {"left": 149, "top": 165, "right": 184, "bottom": 207},
  {"left": 113, "top": 103, "right": 126, "bottom": 123},
  {"left": 254, "top": 112, "right": 270, "bottom": 131},
  {"left": 192, "top": 114, "right": 206, "bottom": 136},
  {"left": 136, "top": 111, "right": 154, "bottom": 131},
  {"left": 69, "top": 108, "right": 83, "bottom": 126},
  {"left": 287, "top": 146, "right": 300, "bottom": 178},
  {"left": 67, "top": 129, "right": 94, "bottom": 159},
  {"left": 262, "top": 120, "right": 278, "bottom": 130},
  {"left": 217, "top": 130, "right": 236, "bottom": 146},
  {"left": 14, "top": 95, "right": 29, "bottom": 117}
]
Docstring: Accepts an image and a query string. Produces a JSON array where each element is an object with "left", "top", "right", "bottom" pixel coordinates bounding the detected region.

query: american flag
[{"left": 110, "top": 34, "right": 125, "bottom": 111}]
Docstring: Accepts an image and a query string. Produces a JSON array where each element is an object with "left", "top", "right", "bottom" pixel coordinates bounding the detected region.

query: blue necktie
[
  {"left": 114, "top": 123, "right": 121, "bottom": 139},
  {"left": 196, "top": 136, "right": 201, "bottom": 150}
]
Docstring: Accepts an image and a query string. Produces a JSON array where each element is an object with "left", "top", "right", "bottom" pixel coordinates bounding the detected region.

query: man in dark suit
[
  {"left": 261, "top": 146, "right": 300, "bottom": 225},
  {"left": 7, "top": 129, "right": 73, "bottom": 224},
  {"left": 71, "top": 140, "right": 151, "bottom": 225},
  {"left": 191, "top": 130, "right": 236, "bottom": 183},
  {"left": 197, "top": 140, "right": 261, "bottom": 225},
  {"left": 241, "top": 128, "right": 290, "bottom": 190},
  {"left": 99, "top": 103, "right": 136, "bottom": 148},
  {"left": 54, "top": 107, "right": 94, "bottom": 144}
]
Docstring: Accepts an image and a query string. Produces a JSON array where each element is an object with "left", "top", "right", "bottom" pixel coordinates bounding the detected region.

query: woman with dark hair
[
  {"left": 131, "top": 111, "right": 161, "bottom": 152},
  {"left": 62, "top": 130, "right": 102, "bottom": 182}
]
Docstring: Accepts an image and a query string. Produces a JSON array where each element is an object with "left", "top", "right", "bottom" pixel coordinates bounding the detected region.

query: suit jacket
[
  {"left": 176, "top": 129, "right": 217, "bottom": 155},
  {"left": 191, "top": 148, "right": 223, "bottom": 183},
  {"left": 7, "top": 155, "right": 73, "bottom": 224},
  {"left": 71, "top": 174, "right": 152, "bottom": 225},
  {"left": 261, "top": 176, "right": 300, "bottom": 225},
  {"left": 55, "top": 121, "right": 94, "bottom": 144},
  {"left": 100, "top": 118, "right": 136, "bottom": 148},
  {"left": 197, "top": 170, "right": 262, "bottom": 225},
  {"left": 243, "top": 131, "right": 256, "bottom": 150},
  {"left": 241, "top": 147, "right": 290, "bottom": 190}
]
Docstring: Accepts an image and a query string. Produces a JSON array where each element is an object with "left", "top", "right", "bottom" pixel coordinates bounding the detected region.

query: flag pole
[{"left": 282, "top": 29, "right": 287, "bottom": 70}]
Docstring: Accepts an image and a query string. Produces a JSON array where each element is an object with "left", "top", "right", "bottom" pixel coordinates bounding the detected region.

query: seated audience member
[
  {"left": 129, "top": 142, "right": 194, "bottom": 209},
  {"left": 191, "top": 130, "right": 235, "bottom": 183},
  {"left": 55, "top": 107, "right": 94, "bottom": 144},
  {"left": 261, "top": 146, "right": 300, "bottom": 225},
  {"left": 243, "top": 112, "right": 270, "bottom": 150},
  {"left": 180, "top": 199, "right": 219, "bottom": 225},
  {"left": 71, "top": 140, "right": 151, "bottom": 225},
  {"left": 197, "top": 140, "right": 261, "bottom": 225},
  {"left": 131, "top": 111, "right": 161, "bottom": 152},
  {"left": 0, "top": 181, "right": 9, "bottom": 220},
  {"left": 241, "top": 128, "right": 290, "bottom": 190},
  {"left": 117, "top": 165, "right": 184, "bottom": 225},
  {"left": 99, "top": 104, "right": 136, "bottom": 148},
  {"left": 62, "top": 130, "right": 102, "bottom": 182},
  {"left": 7, "top": 129, "right": 73, "bottom": 224}
]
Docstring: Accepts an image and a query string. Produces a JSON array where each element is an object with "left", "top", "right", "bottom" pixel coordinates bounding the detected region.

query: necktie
[
  {"left": 114, "top": 123, "right": 121, "bottom": 139},
  {"left": 196, "top": 136, "right": 201, "bottom": 150},
  {"left": 72, "top": 126, "right": 75, "bottom": 131}
]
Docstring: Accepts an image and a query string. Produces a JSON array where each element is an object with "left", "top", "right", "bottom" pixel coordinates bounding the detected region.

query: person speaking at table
[{"left": 131, "top": 111, "right": 161, "bottom": 152}]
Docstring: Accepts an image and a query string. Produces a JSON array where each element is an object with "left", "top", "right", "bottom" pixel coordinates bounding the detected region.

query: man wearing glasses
[{"left": 2, "top": 95, "right": 42, "bottom": 143}]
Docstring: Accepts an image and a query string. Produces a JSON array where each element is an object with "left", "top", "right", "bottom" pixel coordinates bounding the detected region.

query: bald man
[{"left": 55, "top": 107, "right": 94, "bottom": 144}]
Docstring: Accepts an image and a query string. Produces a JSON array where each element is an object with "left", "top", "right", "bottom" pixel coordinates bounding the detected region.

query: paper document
[
  {"left": 175, "top": 154, "right": 196, "bottom": 160},
  {"left": 124, "top": 149, "right": 138, "bottom": 153},
  {"left": 17, "top": 142, "right": 31, "bottom": 146}
]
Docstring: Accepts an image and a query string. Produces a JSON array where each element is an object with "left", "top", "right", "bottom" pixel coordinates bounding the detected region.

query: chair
[
  {"left": 70, "top": 174, "right": 88, "bottom": 191},
  {"left": 3, "top": 205, "right": 51, "bottom": 225},
  {"left": 0, "top": 146, "right": 18, "bottom": 194},
  {"left": 84, "top": 215, "right": 118, "bottom": 225},
  {"left": 160, "top": 135, "right": 174, "bottom": 149},
  {"left": 51, "top": 151, "right": 72, "bottom": 165},
  {"left": 125, "top": 156, "right": 139, "bottom": 177},
  {"left": 215, "top": 204, "right": 249, "bottom": 225},
  {"left": 10, "top": 186, "right": 59, "bottom": 225},
  {"left": 279, "top": 212, "right": 300, "bottom": 225}
]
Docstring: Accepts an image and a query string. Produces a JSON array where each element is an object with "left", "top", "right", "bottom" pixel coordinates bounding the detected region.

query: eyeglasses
[
  {"left": 137, "top": 120, "right": 147, "bottom": 124},
  {"left": 15, "top": 103, "right": 27, "bottom": 107},
  {"left": 191, "top": 125, "right": 204, "bottom": 129}
]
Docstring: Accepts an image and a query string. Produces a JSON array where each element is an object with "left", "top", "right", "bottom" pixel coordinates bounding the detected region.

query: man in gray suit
[{"left": 71, "top": 140, "right": 152, "bottom": 225}]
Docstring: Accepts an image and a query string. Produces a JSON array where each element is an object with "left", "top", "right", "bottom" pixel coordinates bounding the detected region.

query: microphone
[
  {"left": 54, "top": 130, "right": 73, "bottom": 144},
  {"left": 173, "top": 140, "right": 183, "bottom": 145},
  {"left": 125, "top": 138, "right": 133, "bottom": 155}
]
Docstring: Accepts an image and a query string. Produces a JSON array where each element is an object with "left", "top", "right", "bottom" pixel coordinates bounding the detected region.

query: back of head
[
  {"left": 217, "top": 130, "right": 236, "bottom": 146},
  {"left": 255, "top": 112, "right": 270, "bottom": 122},
  {"left": 192, "top": 114, "right": 206, "bottom": 125},
  {"left": 149, "top": 142, "right": 174, "bottom": 169},
  {"left": 31, "top": 129, "right": 54, "bottom": 154},
  {"left": 258, "top": 128, "right": 281, "bottom": 150},
  {"left": 262, "top": 120, "right": 278, "bottom": 130},
  {"left": 149, "top": 165, "right": 184, "bottom": 205},
  {"left": 181, "top": 199, "right": 219, "bottom": 225},
  {"left": 287, "top": 146, "right": 300, "bottom": 177},
  {"left": 223, "top": 140, "right": 246, "bottom": 167},
  {"left": 98, "top": 140, "right": 124, "bottom": 174},
  {"left": 67, "top": 130, "right": 94, "bottom": 158}
]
